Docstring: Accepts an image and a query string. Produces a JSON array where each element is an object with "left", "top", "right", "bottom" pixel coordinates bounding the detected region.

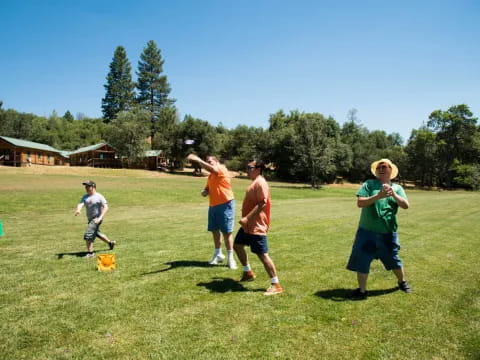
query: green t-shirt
[{"left": 356, "top": 179, "right": 407, "bottom": 233}]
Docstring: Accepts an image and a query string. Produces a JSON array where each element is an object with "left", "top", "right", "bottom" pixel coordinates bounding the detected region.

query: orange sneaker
[
  {"left": 238, "top": 270, "right": 256, "bottom": 282},
  {"left": 263, "top": 283, "right": 283, "bottom": 296}
]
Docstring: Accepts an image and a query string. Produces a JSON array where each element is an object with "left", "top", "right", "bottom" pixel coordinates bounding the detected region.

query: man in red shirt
[
  {"left": 187, "top": 154, "right": 237, "bottom": 269},
  {"left": 234, "top": 160, "right": 283, "bottom": 295}
]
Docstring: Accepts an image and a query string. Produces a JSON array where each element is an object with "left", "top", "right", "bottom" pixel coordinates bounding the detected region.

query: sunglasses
[
  {"left": 376, "top": 165, "right": 391, "bottom": 170},
  {"left": 246, "top": 166, "right": 256, "bottom": 170}
]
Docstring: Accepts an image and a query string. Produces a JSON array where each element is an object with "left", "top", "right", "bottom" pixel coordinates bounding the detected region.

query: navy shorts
[
  {"left": 234, "top": 228, "right": 268, "bottom": 254},
  {"left": 346, "top": 227, "right": 403, "bottom": 274},
  {"left": 208, "top": 200, "right": 235, "bottom": 233},
  {"left": 84, "top": 219, "right": 105, "bottom": 242}
]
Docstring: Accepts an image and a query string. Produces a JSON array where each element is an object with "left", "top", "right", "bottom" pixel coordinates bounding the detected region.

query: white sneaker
[
  {"left": 227, "top": 258, "right": 238, "bottom": 269},
  {"left": 84, "top": 253, "right": 95, "bottom": 258},
  {"left": 208, "top": 253, "right": 225, "bottom": 265}
]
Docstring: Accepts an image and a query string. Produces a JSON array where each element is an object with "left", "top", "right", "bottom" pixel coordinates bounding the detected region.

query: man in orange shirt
[
  {"left": 187, "top": 154, "right": 237, "bottom": 269},
  {"left": 234, "top": 160, "right": 283, "bottom": 296}
]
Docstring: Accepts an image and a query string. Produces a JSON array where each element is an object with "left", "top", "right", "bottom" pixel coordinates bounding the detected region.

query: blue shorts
[
  {"left": 346, "top": 227, "right": 403, "bottom": 274},
  {"left": 207, "top": 200, "right": 235, "bottom": 233},
  {"left": 234, "top": 228, "right": 269, "bottom": 254},
  {"left": 84, "top": 219, "right": 105, "bottom": 242}
]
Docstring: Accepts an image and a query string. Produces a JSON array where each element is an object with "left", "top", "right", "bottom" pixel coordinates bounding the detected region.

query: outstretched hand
[{"left": 187, "top": 154, "right": 200, "bottom": 162}]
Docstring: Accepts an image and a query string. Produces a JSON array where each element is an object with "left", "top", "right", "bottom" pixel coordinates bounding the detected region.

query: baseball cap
[{"left": 82, "top": 180, "right": 96, "bottom": 188}]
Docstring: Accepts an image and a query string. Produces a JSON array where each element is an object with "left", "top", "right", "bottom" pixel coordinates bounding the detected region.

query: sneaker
[
  {"left": 84, "top": 252, "right": 95, "bottom": 258},
  {"left": 108, "top": 241, "right": 116, "bottom": 250},
  {"left": 208, "top": 253, "right": 225, "bottom": 265},
  {"left": 349, "top": 288, "right": 368, "bottom": 299},
  {"left": 238, "top": 270, "right": 256, "bottom": 282},
  {"left": 227, "top": 258, "right": 238, "bottom": 270},
  {"left": 398, "top": 281, "right": 412, "bottom": 293},
  {"left": 263, "top": 283, "right": 283, "bottom": 296}
]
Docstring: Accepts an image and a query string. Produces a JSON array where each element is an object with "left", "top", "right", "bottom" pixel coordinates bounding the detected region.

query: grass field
[{"left": 0, "top": 166, "right": 479, "bottom": 360}]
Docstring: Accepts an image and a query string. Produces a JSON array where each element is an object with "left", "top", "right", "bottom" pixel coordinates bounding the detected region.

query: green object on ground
[{"left": 0, "top": 220, "right": 3, "bottom": 236}]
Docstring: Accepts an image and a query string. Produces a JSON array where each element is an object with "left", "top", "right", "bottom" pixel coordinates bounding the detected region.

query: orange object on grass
[{"left": 97, "top": 254, "right": 116, "bottom": 271}]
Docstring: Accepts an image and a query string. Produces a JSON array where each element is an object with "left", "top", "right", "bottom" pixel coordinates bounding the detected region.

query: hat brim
[{"left": 371, "top": 159, "right": 398, "bottom": 180}]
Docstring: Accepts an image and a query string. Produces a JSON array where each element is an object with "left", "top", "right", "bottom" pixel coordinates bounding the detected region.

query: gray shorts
[{"left": 84, "top": 219, "right": 105, "bottom": 242}]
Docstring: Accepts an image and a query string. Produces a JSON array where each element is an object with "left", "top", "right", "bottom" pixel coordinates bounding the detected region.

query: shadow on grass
[
  {"left": 197, "top": 277, "right": 264, "bottom": 293},
  {"left": 141, "top": 260, "right": 210, "bottom": 275},
  {"left": 57, "top": 251, "right": 92, "bottom": 259},
  {"left": 314, "top": 287, "right": 399, "bottom": 301}
]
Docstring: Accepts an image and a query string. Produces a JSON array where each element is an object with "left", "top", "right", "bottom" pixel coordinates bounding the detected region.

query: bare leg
[
  {"left": 357, "top": 272, "right": 368, "bottom": 292},
  {"left": 222, "top": 232, "right": 233, "bottom": 250},
  {"left": 96, "top": 232, "right": 111, "bottom": 244},
  {"left": 234, "top": 243, "right": 248, "bottom": 266},
  {"left": 256, "top": 253, "right": 277, "bottom": 279},
  {"left": 392, "top": 267, "right": 406, "bottom": 282},
  {"left": 86, "top": 241, "right": 93, "bottom": 253},
  {"left": 212, "top": 230, "right": 221, "bottom": 249}
]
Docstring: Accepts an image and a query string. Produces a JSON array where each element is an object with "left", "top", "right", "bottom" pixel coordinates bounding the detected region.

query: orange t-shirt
[
  {"left": 241, "top": 175, "right": 271, "bottom": 235},
  {"left": 206, "top": 164, "right": 234, "bottom": 207}
]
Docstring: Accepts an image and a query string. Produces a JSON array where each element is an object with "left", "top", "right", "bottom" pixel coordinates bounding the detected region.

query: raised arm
[{"left": 187, "top": 154, "right": 218, "bottom": 174}]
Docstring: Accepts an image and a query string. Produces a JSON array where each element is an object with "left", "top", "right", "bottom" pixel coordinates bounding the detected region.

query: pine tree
[
  {"left": 136, "top": 40, "right": 175, "bottom": 137},
  {"left": 102, "top": 46, "right": 135, "bottom": 123},
  {"left": 63, "top": 110, "right": 74, "bottom": 122}
]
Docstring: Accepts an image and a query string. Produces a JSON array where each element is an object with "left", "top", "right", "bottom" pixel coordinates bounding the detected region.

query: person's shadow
[
  {"left": 57, "top": 251, "right": 92, "bottom": 259},
  {"left": 314, "top": 287, "right": 399, "bottom": 301},
  {"left": 141, "top": 260, "right": 210, "bottom": 275},
  {"left": 197, "top": 277, "right": 264, "bottom": 293}
]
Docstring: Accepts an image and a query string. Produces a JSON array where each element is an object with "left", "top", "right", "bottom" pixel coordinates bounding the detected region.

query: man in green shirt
[{"left": 346, "top": 159, "right": 412, "bottom": 299}]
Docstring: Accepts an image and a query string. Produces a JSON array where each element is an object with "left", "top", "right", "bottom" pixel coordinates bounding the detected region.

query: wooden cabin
[
  {"left": 144, "top": 150, "right": 167, "bottom": 170},
  {"left": 67, "top": 143, "right": 121, "bottom": 168},
  {"left": 121, "top": 150, "right": 167, "bottom": 170},
  {"left": 0, "top": 135, "right": 68, "bottom": 167}
]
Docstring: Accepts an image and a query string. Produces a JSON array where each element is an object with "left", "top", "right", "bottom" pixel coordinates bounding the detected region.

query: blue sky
[{"left": 1, "top": 0, "right": 479, "bottom": 143}]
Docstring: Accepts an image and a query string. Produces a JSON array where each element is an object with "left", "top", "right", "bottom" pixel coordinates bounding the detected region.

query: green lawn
[{"left": 0, "top": 166, "right": 478, "bottom": 359}]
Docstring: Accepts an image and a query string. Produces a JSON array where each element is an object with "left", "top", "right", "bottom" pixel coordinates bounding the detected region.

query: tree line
[{"left": 0, "top": 41, "right": 479, "bottom": 190}]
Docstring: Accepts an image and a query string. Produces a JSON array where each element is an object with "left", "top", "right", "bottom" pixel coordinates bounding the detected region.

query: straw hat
[{"left": 370, "top": 159, "right": 398, "bottom": 179}]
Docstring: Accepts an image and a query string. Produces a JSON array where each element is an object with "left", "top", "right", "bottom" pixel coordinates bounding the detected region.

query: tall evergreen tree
[
  {"left": 136, "top": 40, "right": 175, "bottom": 138},
  {"left": 63, "top": 110, "right": 74, "bottom": 122},
  {"left": 102, "top": 46, "right": 135, "bottom": 123}
]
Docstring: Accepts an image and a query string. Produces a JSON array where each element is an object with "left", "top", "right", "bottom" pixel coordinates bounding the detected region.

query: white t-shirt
[{"left": 80, "top": 192, "right": 107, "bottom": 221}]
